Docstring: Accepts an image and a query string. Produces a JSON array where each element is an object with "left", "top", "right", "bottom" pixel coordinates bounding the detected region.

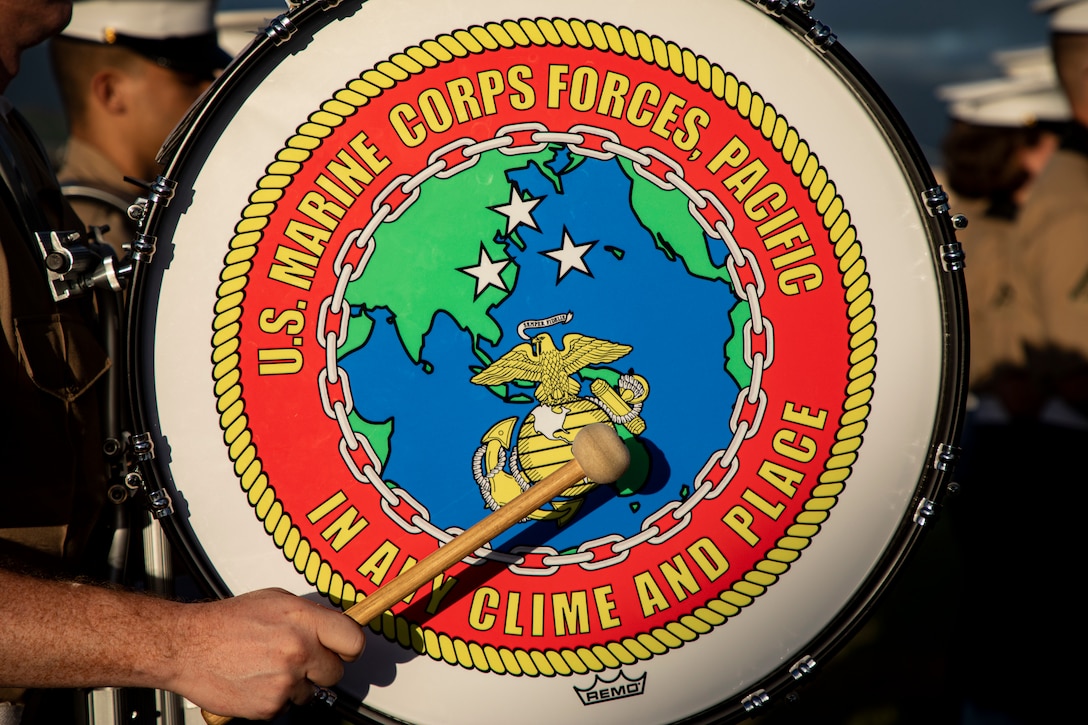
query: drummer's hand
[{"left": 168, "top": 588, "right": 365, "bottom": 721}]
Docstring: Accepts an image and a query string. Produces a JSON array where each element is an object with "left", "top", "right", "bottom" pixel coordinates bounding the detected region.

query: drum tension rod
[
  {"left": 741, "top": 689, "right": 770, "bottom": 713},
  {"left": 910, "top": 443, "right": 961, "bottom": 525},
  {"left": 914, "top": 497, "right": 938, "bottom": 527},
  {"left": 804, "top": 20, "right": 836, "bottom": 51},
  {"left": 753, "top": 1, "right": 817, "bottom": 18},
  {"left": 125, "top": 174, "right": 178, "bottom": 264},
  {"left": 265, "top": 12, "right": 298, "bottom": 45},
  {"left": 921, "top": 186, "right": 967, "bottom": 272},
  {"left": 751, "top": 2, "right": 834, "bottom": 49},
  {"left": 753, "top": 0, "right": 792, "bottom": 15},
  {"left": 932, "top": 442, "right": 960, "bottom": 473},
  {"left": 735, "top": 655, "right": 816, "bottom": 713},
  {"left": 125, "top": 432, "right": 174, "bottom": 520},
  {"left": 789, "top": 655, "right": 817, "bottom": 680}
]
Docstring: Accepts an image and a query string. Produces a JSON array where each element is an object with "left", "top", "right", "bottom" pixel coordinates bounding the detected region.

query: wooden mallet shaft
[{"left": 202, "top": 423, "right": 629, "bottom": 725}]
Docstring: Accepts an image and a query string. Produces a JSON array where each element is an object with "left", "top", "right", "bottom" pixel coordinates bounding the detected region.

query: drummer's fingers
[
  {"left": 311, "top": 605, "right": 366, "bottom": 662},
  {"left": 304, "top": 650, "right": 347, "bottom": 692}
]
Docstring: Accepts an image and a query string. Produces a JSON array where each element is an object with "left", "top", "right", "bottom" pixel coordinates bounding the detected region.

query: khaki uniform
[
  {"left": 952, "top": 195, "right": 1027, "bottom": 388},
  {"left": 0, "top": 98, "right": 110, "bottom": 717},
  {"left": 54, "top": 137, "right": 140, "bottom": 259},
  {"left": 1010, "top": 124, "right": 1088, "bottom": 415},
  {"left": 951, "top": 132, "right": 1088, "bottom": 723}
]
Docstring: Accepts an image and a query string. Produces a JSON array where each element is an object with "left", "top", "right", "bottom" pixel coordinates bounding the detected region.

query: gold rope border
[{"left": 210, "top": 16, "right": 875, "bottom": 676}]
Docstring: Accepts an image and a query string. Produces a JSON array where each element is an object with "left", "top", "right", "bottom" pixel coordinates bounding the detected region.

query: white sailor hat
[
  {"left": 62, "top": 0, "right": 231, "bottom": 79},
  {"left": 1033, "top": 0, "right": 1088, "bottom": 32},
  {"left": 993, "top": 46, "right": 1058, "bottom": 81},
  {"left": 215, "top": 8, "right": 282, "bottom": 57},
  {"left": 938, "top": 74, "right": 1071, "bottom": 127}
]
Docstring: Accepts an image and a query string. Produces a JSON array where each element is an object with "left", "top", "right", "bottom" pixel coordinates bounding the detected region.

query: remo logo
[{"left": 209, "top": 15, "right": 871, "bottom": 677}]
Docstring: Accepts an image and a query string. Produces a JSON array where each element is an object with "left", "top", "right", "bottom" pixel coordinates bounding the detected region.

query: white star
[
  {"left": 491, "top": 186, "right": 542, "bottom": 235},
  {"left": 542, "top": 229, "right": 596, "bottom": 282},
  {"left": 460, "top": 245, "right": 511, "bottom": 298}
]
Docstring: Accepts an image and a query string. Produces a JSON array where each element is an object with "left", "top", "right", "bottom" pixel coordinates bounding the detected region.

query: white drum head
[{"left": 129, "top": 1, "right": 966, "bottom": 723}]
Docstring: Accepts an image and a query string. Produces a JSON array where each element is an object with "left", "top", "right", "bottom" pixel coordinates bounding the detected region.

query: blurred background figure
[
  {"left": 945, "top": 3, "right": 1088, "bottom": 724},
  {"left": 48, "top": 0, "right": 230, "bottom": 255},
  {"left": 1014, "top": 0, "right": 1088, "bottom": 424},
  {"left": 215, "top": 4, "right": 285, "bottom": 56},
  {"left": 938, "top": 45, "right": 1070, "bottom": 415}
]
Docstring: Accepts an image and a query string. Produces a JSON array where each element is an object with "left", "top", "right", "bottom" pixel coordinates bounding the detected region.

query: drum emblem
[
  {"left": 470, "top": 321, "right": 651, "bottom": 523},
  {"left": 206, "top": 11, "right": 880, "bottom": 686}
]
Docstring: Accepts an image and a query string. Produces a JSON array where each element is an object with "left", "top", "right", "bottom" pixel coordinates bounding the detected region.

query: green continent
[
  {"left": 341, "top": 148, "right": 560, "bottom": 363},
  {"left": 617, "top": 157, "right": 752, "bottom": 391},
  {"left": 336, "top": 147, "right": 561, "bottom": 467}
]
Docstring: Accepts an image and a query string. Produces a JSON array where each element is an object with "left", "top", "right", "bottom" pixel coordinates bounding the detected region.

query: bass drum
[{"left": 128, "top": 1, "right": 966, "bottom": 723}]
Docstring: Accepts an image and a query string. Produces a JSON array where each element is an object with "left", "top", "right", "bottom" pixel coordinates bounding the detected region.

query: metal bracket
[
  {"left": 753, "top": 0, "right": 791, "bottom": 15},
  {"left": 126, "top": 196, "right": 148, "bottom": 227},
  {"left": 129, "top": 175, "right": 177, "bottom": 263},
  {"left": 313, "top": 687, "right": 338, "bottom": 709},
  {"left": 789, "top": 655, "right": 817, "bottom": 680},
  {"left": 914, "top": 496, "right": 937, "bottom": 527},
  {"left": 143, "top": 175, "right": 176, "bottom": 209},
  {"left": 921, "top": 185, "right": 950, "bottom": 217},
  {"left": 267, "top": 12, "right": 298, "bottom": 44},
  {"left": 741, "top": 689, "right": 770, "bottom": 712},
  {"left": 919, "top": 187, "right": 967, "bottom": 271},
  {"left": 932, "top": 442, "right": 960, "bottom": 473},
  {"left": 941, "top": 240, "right": 966, "bottom": 272},
  {"left": 127, "top": 433, "right": 173, "bottom": 518},
  {"left": 131, "top": 432, "right": 155, "bottom": 462},
  {"left": 805, "top": 20, "right": 837, "bottom": 50},
  {"left": 34, "top": 229, "right": 126, "bottom": 301}
]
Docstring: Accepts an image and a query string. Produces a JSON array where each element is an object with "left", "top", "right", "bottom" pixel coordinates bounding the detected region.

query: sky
[{"left": 5, "top": 0, "right": 1053, "bottom": 165}]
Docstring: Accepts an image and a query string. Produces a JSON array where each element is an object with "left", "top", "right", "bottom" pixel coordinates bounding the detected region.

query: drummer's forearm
[
  {"left": 0, "top": 567, "right": 185, "bottom": 690},
  {"left": 0, "top": 568, "right": 365, "bottom": 720}
]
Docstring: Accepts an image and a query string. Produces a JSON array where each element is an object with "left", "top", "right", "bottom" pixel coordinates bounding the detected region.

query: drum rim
[{"left": 125, "top": 1, "right": 968, "bottom": 723}]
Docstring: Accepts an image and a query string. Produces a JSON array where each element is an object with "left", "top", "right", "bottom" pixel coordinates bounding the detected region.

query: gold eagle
[{"left": 471, "top": 333, "right": 632, "bottom": 406}]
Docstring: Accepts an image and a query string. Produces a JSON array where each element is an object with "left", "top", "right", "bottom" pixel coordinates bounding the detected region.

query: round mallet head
[{"left": 571, "top": 423, "right": 630, "bottom": 483}]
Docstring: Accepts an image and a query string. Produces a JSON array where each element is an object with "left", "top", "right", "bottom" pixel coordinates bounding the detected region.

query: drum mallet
[{"left": 201, "top": 422, "right": 630, "bottom": 725}]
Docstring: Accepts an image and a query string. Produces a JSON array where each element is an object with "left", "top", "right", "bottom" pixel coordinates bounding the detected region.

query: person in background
[
  {"left": 1015, "top": 0, "right": 1088, "bottom": 424},
  {"left": 0, "top": 3, "right": 364, "bottom": 724},
  {"left": 215, "top": 4, "right": 285, "bottom": 56},
  {"left": 946, "top": 2, "right": 1088, "bottom": 723},
  {"left": 935, "top": 40, "right": 1076, "bottom": 724},
  {"left": 48, "top": 0, "right": 229, "bottom": 606},
  {"left": 938, "top": 45, "right": 1071, "bottom": 414},
  {"left": 49, "top": 0, "right": 230, "bottom": 256}
]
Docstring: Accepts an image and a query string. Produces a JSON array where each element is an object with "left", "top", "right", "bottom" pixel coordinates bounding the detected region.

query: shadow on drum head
[
  {"left": 296, "top": 591, "right": 416, "bottom": 697},
  {"left": 305, "top": 479, "right": 636, "bottom": 705},
  {"left": 339, "top": 625, "right": 419, "bottom": 697},
  {"left": 499, "top": 435, "right": 668, "bottom": 551}
]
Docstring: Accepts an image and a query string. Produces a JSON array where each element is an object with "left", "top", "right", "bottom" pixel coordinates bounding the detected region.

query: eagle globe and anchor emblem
[{"left": 469, "top": 312, "right": 650, "bottom": 525}]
